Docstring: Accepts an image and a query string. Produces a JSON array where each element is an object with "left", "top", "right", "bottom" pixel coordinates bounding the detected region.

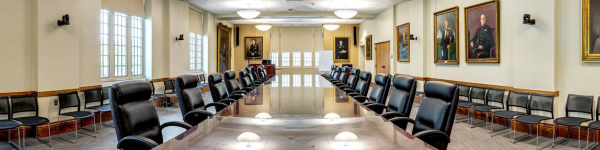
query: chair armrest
[
  {"left": 205, "top": 102, "right": 229, "bottom": 112},
  {"left": 347, "top": 93, "right": 360, "bottom": 97},
  {"left": 228, "top": 94, "right": 245, "bottom": 100},
  {"left": 253, "top": 81, "right": 264, "bottom": 84},
  {"left": 159, "top": 121, "right": 193, "bottom": 130},
  {"left": 217, "top": 99, "right": 236, "bottom": 105},
  {"left": 366, "top": 103, "right": 387, "bottom": 114},
  {"left": 343, "top": 89, "right": 356, "bottom": 93},
  {"left": 338, "top": 85, "right": 351, "bottom": 88},
  {"left": 362, "top": 101, "right": 376, "bottom": 105},
  {"left": 353, "top": 95, "right": 368, "bottom": 103},
  {"left": 242, "top": 87, "right": 254, "bottom": 92},
  {"left": 334, "top": 83, "right": 346, "bottom": 86},
  {"left": 389, "top": 117, "right": 415, "bottom": 126},
  {"left": 183, "top": 110, "right": 213, "bottom": 126},
  {"left": 117, "top": 135, "right": 159, "bottom": 150},
  {"left": 413, "top": 130, "right": 451, "bottom": 150},
  {"left": 380, "top": 112, "right": 406, "bottom": 120},
  {"left": 331, "top": 81, "right": 342, "bottom": 84},
  {"left": 231, "top": 91, "right": 248, "bottom": 95}
]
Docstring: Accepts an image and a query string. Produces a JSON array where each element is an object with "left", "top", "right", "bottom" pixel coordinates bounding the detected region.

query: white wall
[
  {"left": 359, "top": 6, "right": 395, "bottom": 76},
  {"left": 0, "top": 1, "right": 33, "bottom": 92}
]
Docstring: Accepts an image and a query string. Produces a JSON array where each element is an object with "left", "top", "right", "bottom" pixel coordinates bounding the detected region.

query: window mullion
[
  {"left": 127, "top": 15, "right": 132, "bottom": 78},
  {"left": 109, "top": 12, "right": 115, "bottom": 80}
]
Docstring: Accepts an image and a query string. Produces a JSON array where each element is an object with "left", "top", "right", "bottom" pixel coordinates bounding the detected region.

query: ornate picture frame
[
  {"left": 434, "top": 6, "right": 460, "bottom": 64},
  {"left": 366, "top": 35, "right": 372, "bottom": 60},
  {"left": 582, "top": 0, "right": 600, "bottom": 61},
  {"left": 464, "top": 0, "right": 500, "bottom": 63},
  {"left": 397, "top": 23, "right": 410, "bottom": 62},
  {"left": 217, "top": 23, "right": 232, "bottom": 73},
  {"left": 334, "top": 36, "right": 351, "bottom": 62}
]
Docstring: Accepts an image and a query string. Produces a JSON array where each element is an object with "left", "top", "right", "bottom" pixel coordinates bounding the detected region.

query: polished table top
[{"left": 155, "top": 75, "right": 435, "bottom": 150}]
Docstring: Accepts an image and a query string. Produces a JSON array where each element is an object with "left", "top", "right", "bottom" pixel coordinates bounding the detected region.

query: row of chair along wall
[
  {"left": 0, "top": 76, "right": 210, "bottom": 140},
  {"left": 388, "top": 73, "right": 600, "bottom": 142}
]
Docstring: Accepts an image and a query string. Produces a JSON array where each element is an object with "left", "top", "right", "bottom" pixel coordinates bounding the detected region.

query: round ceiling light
[
  {"left": 334, "top": 9, "right": 358, "bottom": 19},
  {"left": 255, "top": 24, "right": 272, "bottom": 31},
  {"left": 237, "top": 9, "right": 261, "bottom": 19},
  {"left": 323, "top": 23, "right": 340, "bottom": 31},
  {"left": 237, "top": 132, "right": 261, "bottom": 147}
]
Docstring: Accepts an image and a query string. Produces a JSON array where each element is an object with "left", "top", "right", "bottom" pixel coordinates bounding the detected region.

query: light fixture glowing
[
  {"left": 254, "top": 112, "right": 272, "bottom": 122},
  {"left": 334, "top": 9, "right": 358, "bottom": 19},
  {"left": 237, "top": 132, "right": 261, "bottom": 147},
  {"left": 237, "top": 4, "right": 261, "bottom": 19},
  {"left": 323, "top": 23, "right": 340, "bottom": 31},
  {"left": 255, "top": 23, "right": 272, "bottom": 31},
  {"left": 324, "top": 113, "right": 341, "bottom": 121},
  {"left": 334, "top": 131, "right": 358, "bottom": 147}
]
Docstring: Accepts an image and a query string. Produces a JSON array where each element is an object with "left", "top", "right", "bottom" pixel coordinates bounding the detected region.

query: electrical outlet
[{"left": 54, "top": 99, "right": 58, "bottom": 105}]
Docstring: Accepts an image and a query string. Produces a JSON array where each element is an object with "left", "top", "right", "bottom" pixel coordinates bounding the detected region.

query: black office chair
[
  {"left": 249, "top": 66, "right": 267, "bottom": 82},
  {"left": 461, "top": 85, "right": 486, "bottom": 128},
  {"left": 454, "top": 84, "right": 471, "bottom": 123},
  {"left": 174, "top": 75, "right": 228, "bottom": 126},
  {"left": 223, "top": 71, "right": 252, "bottom": 95},
  {"left": 0, "top": 96, "right": 20, "bottom": 149},
  {"left": 326, "top": 67, "right": 342, "bottom": 81},
  {"left": 56, "top": 91, "right": 96, "bottom": 143},
  {"left": 257, "top": 66, "right": 266, "bottom": 79},
  {"left": 344, "top": 71, "right": 371, "bottom": 97},
  {"left": 101, "top": 86, "right": 110, "bottom": 101},
  {"left": 353, "top": 73, "right": 391, "bottom": 106},
  {"left": 83, "top": 88, "right": 112, "bottom": 132},
  {"left": 337, "top": 68, "right": 360, "bottom": 89},
  {"left": 512, "top": 93, "right": 554, "bottom": 149},
  {"left": 330, "top": 66, "right": 350, "bottom": 85},
  {"left": 11, "top": 94, "right": 51, "bottom": 147},
  {"left": 109, "top": 80, "right": 192, "bottom": 150},
  {"left": 149, "top": 81, "right": 167, "bottom": 111},
  {"left": 209, "top": 73, "right": 244, "bottom": 102},
  {"left": 586, "top": 97, "right": 600, "bottom": 149},
  {"left": 245, "top": 67, "right": 264, "bottom": 85},
  {"left": 389, "top": 81, "right": 459, "bottom": 150},
  {"left": 260, "top": 65, "right": 274, "bottom": 78},
  {"left": 162, "top": 79, "right": 177, "bottom": 109},
  {"left": 239, "top": 70, "right": 262, "bottom": 89},
  {"left": 322, "top": 65, "right": 337, "bottom": 77},
  {"left": 367, "top": 75, "right": 416, "bottom": 129},
  {"left": 472, "top": 87, "right": 506, "bottom": 131},
  {"left": 552, "top": 94, "right": 593, "bottom": 149},
  {"left": 490, "top": 91, "right": 528, "bottom": 138}
]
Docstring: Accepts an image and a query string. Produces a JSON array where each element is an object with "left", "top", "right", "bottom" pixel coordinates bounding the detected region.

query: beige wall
[
  {"left": 233, "top": 24, "right": 271, "bottom": 73},
  {"left": 324, "top": 24, "right": 360, "bottom": 67},
  {"left": 0, "top": 1, "right": 33, "bottom": 93}
]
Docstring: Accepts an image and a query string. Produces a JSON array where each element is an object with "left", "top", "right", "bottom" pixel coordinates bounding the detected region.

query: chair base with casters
[
  {"left": 13, "top": 117, "right": 52, "bottom": 148},
  {"left": 0, "top": 120, "right": 21, "bottom": 149},
  {"left": 56, "top": 112, "right": 97, "bottom": 144},
  {"left": 552, "top": 117, "right": 590, "bottom": 149},
  {"left": 86, "top": 105, "right": 113, "bottom": 133}
]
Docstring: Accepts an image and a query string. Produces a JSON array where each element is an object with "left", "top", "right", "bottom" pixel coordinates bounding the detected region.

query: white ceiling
[{"left": 190, "top": 0, "right": 405, "bottom": 25}]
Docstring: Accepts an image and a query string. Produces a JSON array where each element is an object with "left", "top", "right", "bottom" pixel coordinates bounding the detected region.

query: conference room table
[{"left": 155, "top": 74, "right": 435, "bottom": 150}]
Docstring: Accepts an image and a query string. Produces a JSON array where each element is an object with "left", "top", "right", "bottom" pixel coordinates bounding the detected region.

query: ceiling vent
[{"left": 286, "top": 0, "right": 303, "bottom": 6}]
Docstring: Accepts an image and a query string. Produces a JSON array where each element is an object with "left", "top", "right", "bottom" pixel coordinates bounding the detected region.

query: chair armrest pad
[
  {"left": 339, "top": 85, "right": 351, "bottom": 88},
  {"left": 242, "top": 87, "right": 254, "bottom": 92},
  {"left": 362, "top": 101, "right": 376, "bottom": 105},
  {"left": 389, "top": 117, "right": 415, "bottom": 126},
  {"left": 347, "top": 93, "right": 360, "bottom": 97},
  {"left": 159, "top": 121, "right": 193, "bottom": 130},
  {"left": 217, "top": 99, "right": 236, "bottom": 105},
  {"left": 413, "top": 130, "right": 451, "bottom": 147},
  {"left": 117, "top": 135, "right": 159, "bottom": 149},
  {"left": 205, "top": 102, "right": 229, "bottom": 111},
  {"left": 366, "top": 103, "right": 387, "bottom": 109},
  {"left": 380, "top": 112, "right": 406, "bottom": 120},
  {"left": 183, "top": 110, "right": 213, "bottom": 125},
  {"left": 231, "top": 91, "right": 248, "bottom": 95}
]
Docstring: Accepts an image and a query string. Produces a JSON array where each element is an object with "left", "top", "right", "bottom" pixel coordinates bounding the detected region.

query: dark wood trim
[
  {"left": 152, "top": 77, "right": 176, "bottom": 82},
  {"left": 0, "top": 91, "right": 37, "bottom": 97},
  {"left": 78, "top": 85, "right": 103, "bottom": 92},
  {"left": 37, "top": 88, "right": 81, "bottom": 97}
]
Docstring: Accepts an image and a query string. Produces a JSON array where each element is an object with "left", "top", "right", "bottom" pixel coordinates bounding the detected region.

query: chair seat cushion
[
  {"left": 588, "top": 121, "right": 600, "bottom": 130},
  {"left": 515, "top": 115, "right": 553, "bottom": 124},
  {"left": 61, "top": 111, "right": 95, "bottom": 119},
  {"left": 0, "top": 120, "right": 19, "bottom": 130},
  {"left": 14, "top": 116, "right": 50, "bottom": 126},
  {"left": 165, "top": 92, "right": 176, "bottom": 95},
  {"left": 197, "top": 83, "right": 209, "bottom": 88},
  {"left": 554, "top": 117, "right": 591, "bottom": 127},
  {"left": 457, "top": 101, "right": 483, "bottom": 108},
  {"left": 492, "top": 110, "right": 526, "bottom": 119},
  {"left": 87, "top": 104, "right": 111, "bottom": 112},
  {"left": 152, "top": 94, "right": 167, "bottom": 99},
  {"left": 472, "top": 105, "right": 502, "bottom": 112}
]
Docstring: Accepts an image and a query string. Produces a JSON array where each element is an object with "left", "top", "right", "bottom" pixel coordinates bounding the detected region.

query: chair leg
[
  {"left": 587, "top": 128, "right": 590, "bottom": 150},
  {"left": 100, "top": 111, "right": 103, "bottom": 133},
  {"left": 536, "top": 124, "right": 539, "bottom": 150},
  {"left": 552, "top": 124, "right": 555, "bottom": 148},
  {"left": 75, "top": 119, "right": 78, "bottom": 144},
  {"left": 490, "top": 115, "right": 494, "bottom": 137},
  {"left": 579, "top": 126, "right": 581, "bottom": 149},
  {"left": 93, "top": 116, "right": 97, "bottom": 138},
  {"left": 529, "top": 124, "right": 532, "bottom": 137},
  {"left": 21, "top": 126, "right": 24, "bottom": 148}
]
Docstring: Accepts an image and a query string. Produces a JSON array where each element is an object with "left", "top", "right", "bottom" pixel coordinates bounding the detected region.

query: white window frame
[
  {"left": 303, "top": 52, "right": 312, "bottom": 67},
  {"left": 292, "top": 52, "right": 301, "bottom": 67},
  {"left": 196, "top": 34, "right": 203, "bottom": 72},
  {"left": 101, "top": 10, "right": 145, "bottom": 81},
  {"left": 281, "top": 75, "right": 290, "bottom": 87},
  {"left": 304, "top": 74, "right": 312, "bottom": 87},
  {"left": 271, "top": 52, "right": 279, "bottom": 67},
  {"left": 292, "top": 74, "right": 301, "bottom": 87},
  {"left": 315, "top": 75, "right": 320, "bottom": 87},
  {"left": 281, "top": 52, "right": 290, "bottom": 67},
  {"left": 189, "top": 33, "right": 204, "bottom": 72},
  {"left": 314, "top": 52, "right": 320, "bottom": 68},
  {"left": 189, "top": 32, "right": 196, "bottom": 70}
]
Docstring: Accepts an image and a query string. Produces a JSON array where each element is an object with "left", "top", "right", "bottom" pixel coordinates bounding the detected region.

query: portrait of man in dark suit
[
  {"left": 245, "top": 37, "right": 263, "bottom": 59},
  {"left": 465, "top": 1, "right": 499, "bottom": 63},
  {"left": 334, "top": 36, "right": 350, "bottom": 61}
]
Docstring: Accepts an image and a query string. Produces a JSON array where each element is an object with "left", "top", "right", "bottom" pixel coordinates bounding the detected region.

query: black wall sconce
[
  {"left": 409, "top": 34, "right": 417, "bottom": 40},
  {"left": 175, "top": 34, "right": 184, "bottom": 41},
  {"left": 57, "top": 14, "right": 70, "bottom": 26},
  {"left": 523, "top": 14, "right": 535, "bottom": 25}
]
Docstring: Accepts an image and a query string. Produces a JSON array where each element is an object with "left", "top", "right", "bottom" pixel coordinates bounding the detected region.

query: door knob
[{"left": 382, "top": 66, "right": 385, "bottom": 68}]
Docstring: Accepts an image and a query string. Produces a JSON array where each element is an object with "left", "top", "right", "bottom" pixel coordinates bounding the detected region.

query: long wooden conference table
[{"left": 154, "top": 74, "right": 435, "bottom": 150}]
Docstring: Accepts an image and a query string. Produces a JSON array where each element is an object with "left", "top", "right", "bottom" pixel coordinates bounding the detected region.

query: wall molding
[
  {"left": 0, "top": 85, "right": 103, "bottom": 98},
  {"left": 151, "top": 77, "right": 176, "bottom": 82}
]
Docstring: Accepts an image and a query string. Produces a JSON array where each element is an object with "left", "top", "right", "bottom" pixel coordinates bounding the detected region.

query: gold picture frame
[
  {"left": 434, "top": 6, "right": 460, "bottom": 64},
  {"left": 396, "top": 23, "right": 410, "bottom": 62},
  {"left": 464, "top": 0, "right": 500, "bottom": 63},
  {"left": 217, "top": 23, "right": 232, "bottom": 73},
  {"left": 366, "top": 35, "right": 372, "bottom": 60},
  {"left": 334, "top": 36, "right": 351, "bottom": 62},
  {"left": 582, "top": 0, "right": 600, "bottom": 61}
]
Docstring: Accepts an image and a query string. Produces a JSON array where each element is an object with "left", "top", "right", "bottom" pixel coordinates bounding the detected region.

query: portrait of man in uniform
[
  {"left": 465, "top": 0, "right": 499, "bottom": 63},
  {"left": 334, "top": 36, "right": 350, "bottom": 62},
  {"left": 245, "top": 37, "right": 263, "bottom": 59},
  {"left": 434, "top": 7, "right": 459, "bottom": 64},
  {"left": 366, "top": 35, "right": 372, "bottom": 60},
  {"left": 582, "top": 0, "right": 600, "bottom": 61},
  {"left": 397, "top": 23, "right": 410, "bottom": 62}
]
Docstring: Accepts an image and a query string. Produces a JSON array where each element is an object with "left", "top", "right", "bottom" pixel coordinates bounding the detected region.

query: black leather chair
[
  {"left": 513, "top": 93, "right": 554, "bottom": 149},
  {"left": 322, "top": 65, "right": 337, "bottom": 77},
  {"left": 389, "top": 81, "right": 459, "bottom": 150},
  {"left": 367, "top": 75, "right": 416, "bottom": 129},
  {"left": 586, "top": 97, "right": 600, "bottom": 149},
  {"left": 353, "top": 73, "right": 391, "bottom": 106},
  {"left": 257, "top": 66, "right": 269, "bottom": 79},
  {"left": 454, "top": 84, "right": 471, "bottom": 123},
  {"left": 471, "top": 87, "right": 506, "bottom": 131},
  {"left": 108, "top": 80, "right": 192, "bottom": 150},
  {"left": 326, "top": 67, "right": 342, "bottom": 81},
  {"left": 149, "top": 81, "right": 167, "bottom": 110},
  {"left": 260, "top": 65, "right": 274, "bottom": 78},
  {"left": 490, "top": 91, "right": 528, "bottom": 138},
  {"left": 249, "top": 66, "right": 267, "bottom": 82},
  {"left": 330, "top": 66, "right": 350, "bottom": 85},
  {"left": 11, "top": 94, "right": 51, "bottom": 147},
  {"left": 224, "top": 71, "right": 252, "bottom": 95},
  {"left": 552, "top": 94, "right": 593, "bottom": 149},
  {"left": 344, "top": 71, "right": 371, "bottom": 97},
  {"left": 83, "top": 87, "right": 112, "bottom": 132},
  {"left": 337, "top": 68, "right": 360, "bottom": 89},
  {"left": 0, "top": 96, "right": 20, "bottom": 149},
  {"left": 245, "top": 67, "right": 264, "bottom": 85},
  {"left": 460, "top": 86, "right": 486, "bottom": 128},
  {"left": 174, "top": 75, "right": 228, "bottom": 126},
  {"left": 209, "top": 73, "right": 244, "bottom": 102},
  {"left": 239, "top": 70, "right": 262, "bottom": 89},
  {"left": 56, "top": 91, "right": 96, "bottom": 143}
]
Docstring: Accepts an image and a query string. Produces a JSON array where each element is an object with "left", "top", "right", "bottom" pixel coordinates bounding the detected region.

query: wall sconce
[
  {"left": 175, "top": 34, "right": 184, "bottom": 41},
  {"left": 523, "top": 14, "right": 535, "bottom": 25},
  {"left": 57, "top": 14, "right": 70, "bottom": 26},
  {"left": 409, "top": 34, "right": 417, "bottom": 40}
]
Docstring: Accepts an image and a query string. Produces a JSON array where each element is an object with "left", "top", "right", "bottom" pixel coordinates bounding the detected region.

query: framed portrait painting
[
  {"left": 434, "top": 7, "right": 459, "bottom": 64},
  {"left": 334, "top": 36, "right": 351, "bottom": 62},
  {"left": 217, "top": 23, "right": 232, "bottom": 73},
  {"left": 366, "top": 35, "right": 372, "bottom": 60},
  {"left": 397, "top": 23, "right": 410, "bottom": 62},
  {"left": 582, "top": 0, "right": 600, "bottom": 61},
  {"left": 245, "top": 37, "right": 263, "bottom": 59},
  {"left": 464, "top": 0, "right": 499, "bottom": 63}
]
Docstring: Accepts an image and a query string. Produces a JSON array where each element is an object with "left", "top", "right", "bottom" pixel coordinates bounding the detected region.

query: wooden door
[{"left": 375, "top": 42, "right": 391, "bottom": 74}]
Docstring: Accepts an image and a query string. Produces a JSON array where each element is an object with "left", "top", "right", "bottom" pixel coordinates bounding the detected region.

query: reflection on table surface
[{"left": 155, "top": 74, "right": 435, "bottom": 150}]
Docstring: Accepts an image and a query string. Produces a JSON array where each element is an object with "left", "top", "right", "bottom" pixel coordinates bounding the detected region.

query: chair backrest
[
  {"left": 354, "top": 71, "right": 372, "bottom": 96},
  {"left": 257, "top": 67, "right": 266, "bottom": 78},
  {"left": 84, "top": 87, "right": 104, "bottom": 108},
  {"left": 101, "top": 86, "right": 110, "bottom": 100},
  {"left": 58, "top": 91, "right": 82, "bottom": 114},
  {"left": 337, "top": 66, "right": 350, "bottom": 83},
  {"left": 485, "top": 87, "right": 505, "bottom": 107},
  {"left": 198, "top": 74, "right": 206, "bottom": 83},
  {"left": 346, "top": 68, "right": 361, "bottom": 89},
  {"left": 108, "top": 81, "right": 163, "bottom": 144},
  {"left": 457, "top": 84, "right": 471, "bottom": 100},
  {"left": 164, "top": 79, "right": 175, "bottom": 93},
  {"left": 223, "top": 70, "right": 242, "bottom": 95},
  {"left": 366, "top": 73, "right": 391, "bottom": 104},
  {"left": 387, "top": 75, "right": 417, "bottom": 116},
  {"left": 331, "top": 67, "right": 342, "bottom": 80},
  {"left": 245, "top": 67, "right": 256, "bottom": 82},
  {"left": 249, "top": 66, "right": 259, "bottom": 80},
  {"left": 239, "top": 70, "right": 253, "bottom": 88},
  {"left": 596, "top": 96, "right": 600, "bottom": 121},
  {"left": 469, "top": 86, "right": 486, "bottom": 102},
  {"left": 565, "top": 94, "right": 593, "bottom": 119},
  {"left": 174, "top": 74, "right": 217, "bottom": 126},
  {"left": 506, "top": 91, "right": 529, "bottom": 111},
  {"left": 208, "top": 73, "right": 229, "bottom": 101},
  {"left": 149, "top": 81, "right": 156, "bottom": 95},
  {"left": 527, "top": 93, "right": 555, "bottom": 118},
  {"left": 0, "top": 96, "right": 10, "bottom": 119},
  {"left": 11, "top": 94, "right": 39, "bottom": 118},
  {"left": 328, "top": 65, "right": 337, "bottom": 76},
  {"left": 415, "top": 81, "right": 459, "bottom": 137}
]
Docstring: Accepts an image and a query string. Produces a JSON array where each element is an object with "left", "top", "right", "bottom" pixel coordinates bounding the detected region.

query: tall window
[
  {"left": 196, "top": 34, "right": 202, "bottom": 71},
  {"left": 281, "top": 52, "right": 290, "bottom": 67},
  {"left": 100, "top": 10, "right": 109, "bottom": 78},
  {"left": 271, "top": 76, "right": 278, "bottom": 87},
  {"left": 293, "top": 74, "right": 301, "bottom": 87},
  {"left": 271, "top": 52, "right": 279, "bottom": 67},
  {"left": 314, "top": 52, "right": 320, "bottom": 67},
  {"left": 189, "top": 32, "right": 196, "bottom": 70},
  {"left": 282, "top": 75, "right": 290, "bottom": 87},
  {"left": 114, "top": 12, "right": 128, "bottom": 77},
  {"left": 304, "top": 52, "right": 312, "bottom": 67},
  {"left": 131, "top": 16, "right": 142, "bottom": 75},
  {"left": 292, "top": 52, "right": 301, "bottom": 66},
  {"left": 100, "top": 9, "right": 144, "bottom": 80},
  {"left": 304, "top": 74, "right": 312, "bottom": 87}
]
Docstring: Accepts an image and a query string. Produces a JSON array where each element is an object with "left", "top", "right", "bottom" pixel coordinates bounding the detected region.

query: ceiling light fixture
[
  {"left": 323, "top": 23, "right": 340, "bottom": 31},
  {"left": 334, "top": 4, "right": 358, "bottom": 19},
  {"left": 237, "top": 4, "right": 261, "bottom": 19},
  {"left": 255, "top": 23, "right": 272, "bottom": 31}
]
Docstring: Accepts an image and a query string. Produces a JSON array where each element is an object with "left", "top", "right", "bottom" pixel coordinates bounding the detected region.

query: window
[
  {"left": 196, "top": 34, "right": 202, "bottom": 71},
  {"left": 293, "top": 74, "right": 301, "bottom": 87},
  {"left": 271, "top": 52, "right": 279, "bottom": 67},
  {"left": 315, "top": 75, "right": 320, "bottom": 87},
  {"left": 292, "top": 52, "right": 301, "bottom": 66},
  {"left": 314, "top": 52, "right": 320, "bottom": 67},
  {"left": 304, "top": 74, "right": 312, "bottom": 87},
  {"left": 304, "top": 52, "right": 312, "bottom": 67},
  {"left": 281, "top": 75, "right": 290, "bottom": 87},
  {"left": 271, "top": 76, "right": 278, "bottom": 87},
  {"left": 100, "top": 9, "right": 144, "bottom": 80},
  {"left": 190, "top": 33, "right": 196, "bottom": 70},
  {"left": 281, "top": 52, "right": 290, "bottom": 67}
]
